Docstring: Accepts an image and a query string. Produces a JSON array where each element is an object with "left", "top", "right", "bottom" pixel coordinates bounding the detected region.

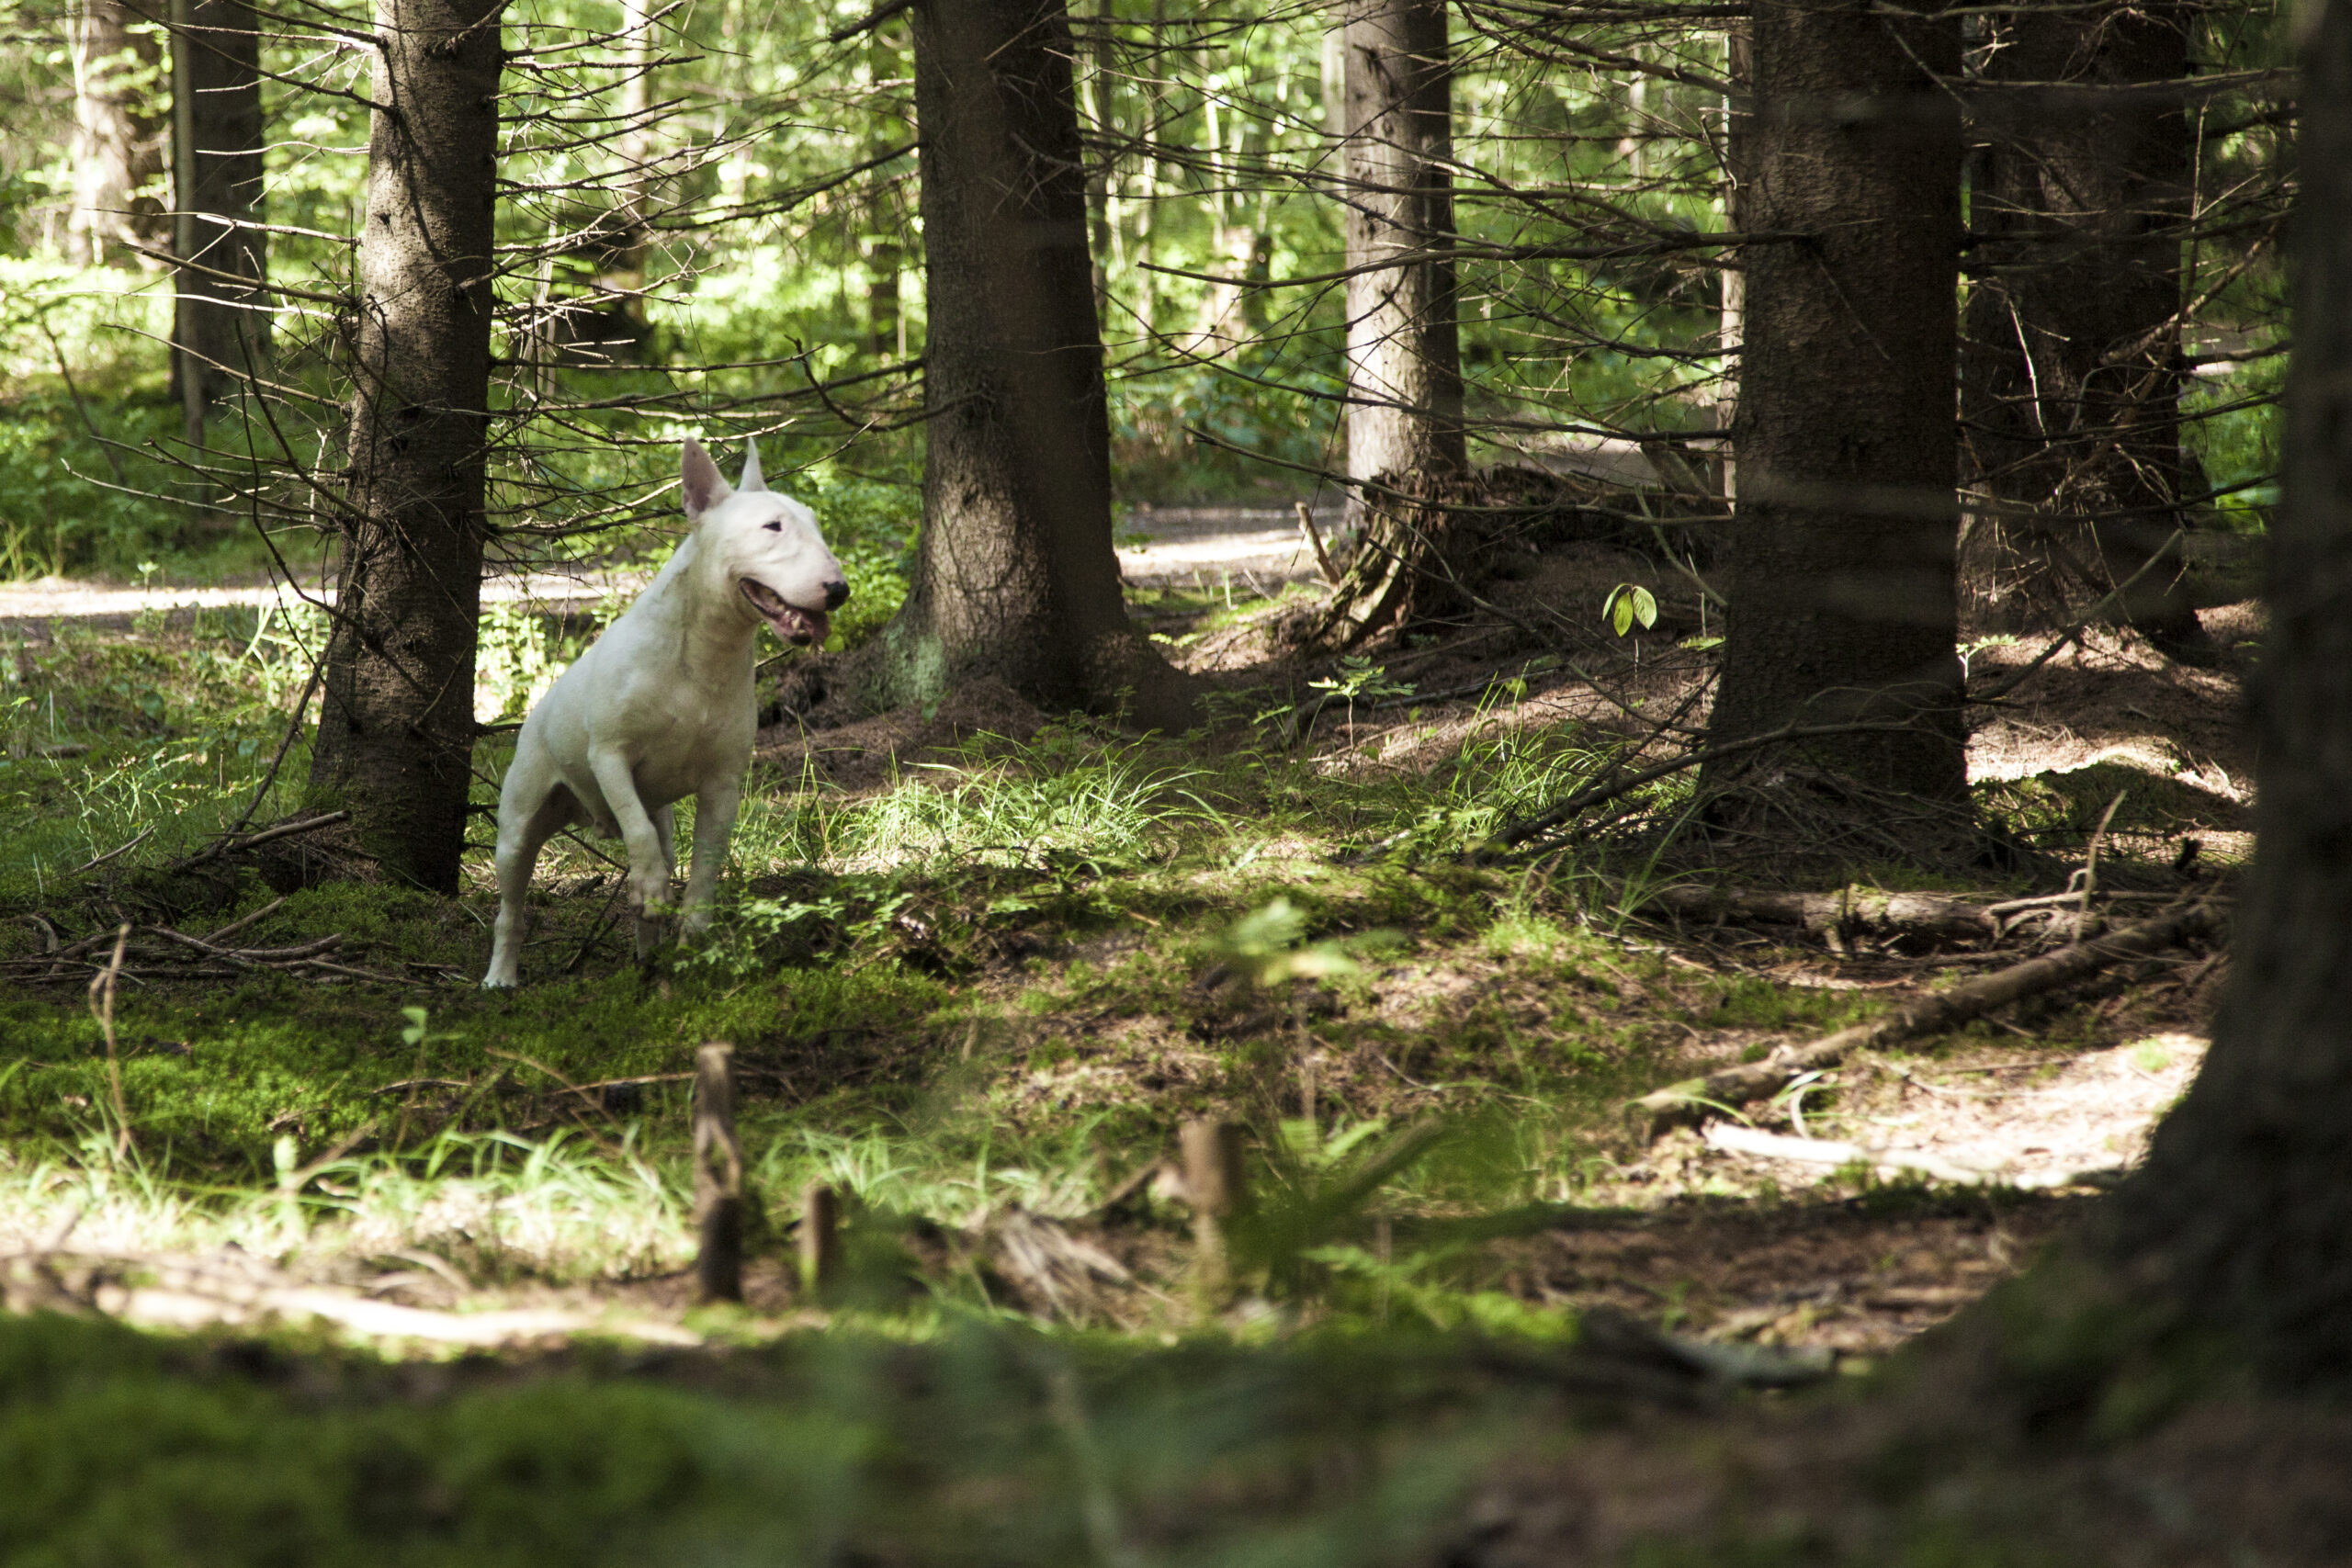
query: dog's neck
[{"left": 646, "top": 530, "right": 761, "bottom": 677}]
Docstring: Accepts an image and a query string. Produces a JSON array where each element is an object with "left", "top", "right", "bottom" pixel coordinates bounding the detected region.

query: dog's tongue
[{"left": 741, "top": 579, "right": 828, "bottom": 647}]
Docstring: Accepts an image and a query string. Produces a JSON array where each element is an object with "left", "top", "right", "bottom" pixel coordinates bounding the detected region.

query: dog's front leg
[
  {"left": 679, "top": 774, "right": 743, "bottom": 940},
  {"left": 587, "top": 747, "right": 673, "bottom": 962}
]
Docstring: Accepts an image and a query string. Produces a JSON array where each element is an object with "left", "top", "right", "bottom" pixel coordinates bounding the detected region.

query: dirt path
[{"left": 0, "top": 505, "right": 1334, "bottom": 635}]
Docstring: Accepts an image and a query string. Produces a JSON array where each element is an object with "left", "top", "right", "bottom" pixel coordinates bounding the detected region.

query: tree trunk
[
  {"left": 1959, "top": 0, "right": 2202, "bottom": 650},
  {"left": 67, "top": 0, "right": 168, "bottom": 267},
  {"left": 2082, "top": 0, "right": 2352, "bottom": 1389},
  {"left": 1700, "top": 0, "right": 1968, "bottom": 821},
  {"left": 861, "top": 0, "right": 1192, "bottom": 728},
  {"left": 604, "top": 0, "right": 653, "bottom": 339},
  {"left": 865, "top": 23, "right": 905, "bottom": 362},
  {"left": 1316, "top": 0, "right": 1466, "bottom": 648},
  {"left": 305, "top": 0, "right": 503, "bottom": 895},
  {"left": 1715, "top": 22, "right": 1748, "bottom": 497},
  {"left": 169, "top": 0, "right": 268, "bottom": 446}
]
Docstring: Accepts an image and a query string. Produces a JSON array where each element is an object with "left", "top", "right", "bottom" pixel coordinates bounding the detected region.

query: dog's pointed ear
[
  {"left": 739, "top": 438, "right": 766, "bottom": 492},
  {"left": 682, "top": 439, "right": 730, "bottom": 524}
]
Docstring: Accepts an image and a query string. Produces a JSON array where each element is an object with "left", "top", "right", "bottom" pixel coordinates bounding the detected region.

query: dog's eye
[{"left": 763, "top": 521, "right": 783, "bottom": 532}]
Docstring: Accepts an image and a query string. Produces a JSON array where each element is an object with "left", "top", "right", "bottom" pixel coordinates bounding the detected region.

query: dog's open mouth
[{"left": 740, "top": 579, "right": 830, "bottom": 647}]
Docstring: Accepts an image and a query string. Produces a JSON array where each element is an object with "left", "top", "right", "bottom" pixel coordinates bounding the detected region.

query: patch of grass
[{"left": 0, "top": 1307, "right": 1589, "bottom": 1567}]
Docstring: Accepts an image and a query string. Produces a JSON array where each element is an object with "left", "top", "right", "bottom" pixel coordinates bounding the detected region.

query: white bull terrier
[{"left": 482, "top": 438, "right": 848, "bottom": 988}]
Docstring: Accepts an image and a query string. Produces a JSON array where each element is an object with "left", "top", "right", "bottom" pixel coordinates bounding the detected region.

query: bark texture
[
  {"left": 170, "top": 0, "right": 269, "bottom": 436},
  {"left": 867, "top": 0, "right": 1191, "bottom": 727},
  {"left": 1316, "top": 0, "right": 1467, "bottom": 646},
  {"left": 1702, "top": 0, "right": 1968, "bottom": 811},
  {"left": 1959, "top": 0, "right": 2201, "bottom": 648},
  {"left": 67, "top": 0, "right": 168, "bottom": 266},
  {"left": 305, "top": 0, "right": 503, "bottom": 894},
  {"left": 1715, "top": 22, "right": 1748, "bottom": 491},
  {"left": 2093, "top": 0, "right": 2352, "bottom": 1386}
]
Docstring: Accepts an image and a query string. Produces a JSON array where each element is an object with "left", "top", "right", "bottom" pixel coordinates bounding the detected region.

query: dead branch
[
  {"left": 1629, "top": 899, "right": 2222, "bottom": 1137},
  {"left": 167, "top": 809, "right": 351, "bottom": 873},
  {"left": 1295, "top": 502, "right": 1343, "bottom": 586},
  {"left": 87, "top": 924, "right": 132, "bottom": 1156}
]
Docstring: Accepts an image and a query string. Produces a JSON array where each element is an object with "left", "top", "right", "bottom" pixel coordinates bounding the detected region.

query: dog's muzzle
[{"left": 740, "top": 578, "right": 831, "bottom": 647}]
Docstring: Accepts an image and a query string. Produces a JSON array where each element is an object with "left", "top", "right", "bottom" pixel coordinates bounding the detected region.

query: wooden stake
[
  {"left": 691, "top": 1042, "right": 743, "bottom": 1304},
  {"left": 1181, "top": 1119, "right": 1246, "bottom": 1303},
  {"left": 799, "top": 1181, "right": 840, "bottom": 1296}
]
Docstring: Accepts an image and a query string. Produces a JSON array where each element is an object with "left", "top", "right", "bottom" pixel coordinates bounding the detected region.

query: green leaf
[
  {"left": 1610, "top": 592, "right": 1634, "bottom": 637},
  {"left": 1631, "top": 586, "right": 1658, "bottom": 628}
]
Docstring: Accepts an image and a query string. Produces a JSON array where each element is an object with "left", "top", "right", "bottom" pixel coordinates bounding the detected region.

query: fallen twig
[
  {"left": 73, "top": 829, "right": 154, "bottom": 874},
  {"left": 1629, "top": 900, "right": 2221, "bottom": 1137},
  {"left": 201, "top": 897, "right": 287, "bottom": 945}
]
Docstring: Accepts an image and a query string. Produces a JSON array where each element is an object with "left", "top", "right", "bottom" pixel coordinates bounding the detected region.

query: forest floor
[{"left": 0, "top": 524, "right": 2294, "bottom": 1563}]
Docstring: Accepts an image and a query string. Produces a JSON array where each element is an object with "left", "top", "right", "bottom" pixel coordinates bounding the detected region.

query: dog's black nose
[{"left": 823, "top": 580, "right": 851, "bottom": 610}]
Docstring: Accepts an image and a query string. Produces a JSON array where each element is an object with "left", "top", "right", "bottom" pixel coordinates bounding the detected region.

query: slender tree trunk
[
  {"left": 1959, "top": 0, "right": 2202, "bottom": 649},
  {"left": 865, "top": 24, "right": 905, "bottom": 362},
  {"left": 1701, "top": 0, "right": 1968, "bottom": 823},
  {"left": 305, "top": 0, "right": 503, "bottom": 894},
  {"left": 860, "top": 0, "right": 1192, "bottom": 728},
  {"left": 169, "top": 0, "right": 268, "bottom": 446},
  {"left": 1316, "top": 0, "right": 1466, "bottom": 647},
  {"left": 605, "top": 0, "right": 652, "bottom": 339},
  {"left": 2082, "top": 0, "right": 2352, "bottom": 1388},
  {"left": 67, "top": 0, "right": 168, "bottom": 267},
  {"left": 1080, "top": 0, "right": 1115, "bottom": 316},
  {"left": 1715, "top": 22, "right": 1748, "bottom": 498}
]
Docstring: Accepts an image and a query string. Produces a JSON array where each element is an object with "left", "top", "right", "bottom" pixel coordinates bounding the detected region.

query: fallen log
[
  {"left": 0, "top": 1249, "right": 701, "bottom": 1348},
  {"left": 1629, "top": 900, "right": 2220, "bottom": 1137},
  {"left": 1701, "top": 1123, "right": 2124, "bottom": 1192},
  {"left": 1642, "top": 885, "right": 2002, "bottom": 947}
]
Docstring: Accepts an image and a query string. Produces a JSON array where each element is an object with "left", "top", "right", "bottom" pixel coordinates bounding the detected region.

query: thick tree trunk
[
  {"left": 1701, "top": 0, "right": 1968, "bottom": 818},
  {"left": 305, "top": 0, "right": 503, "bottom": 895},
  {"left": 169, "top": 0, "right": 269, "bottom": 444},
  {"left": 1959, "top": 0, "right": 2202, "bottom": 649},
  {"left": 2084, "top": 0, "right": 2352, "bottom": 1387},
  {"left": 67, "top": 0, "right": 168, "bottom": 266},
  {"left": 1312, "top": 0, "right": 1465, "bottom": 648},
  {"left": 863, "top": 0, "right": 1192, "bottom": 728}
]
